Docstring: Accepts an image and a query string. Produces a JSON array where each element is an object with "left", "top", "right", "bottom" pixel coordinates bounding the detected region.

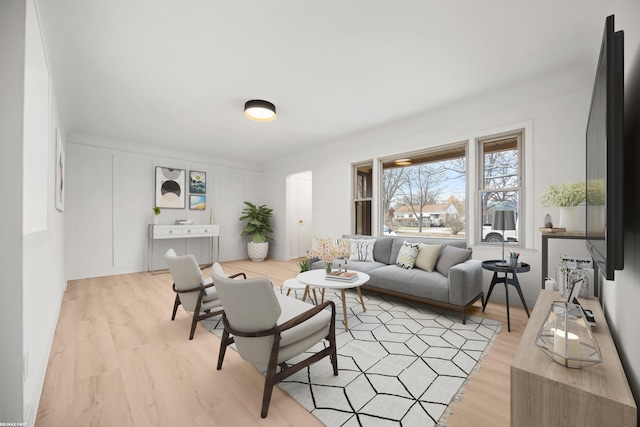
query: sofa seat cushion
[{"left": 366, "top": 265, "right": 449, "bottom": 303}]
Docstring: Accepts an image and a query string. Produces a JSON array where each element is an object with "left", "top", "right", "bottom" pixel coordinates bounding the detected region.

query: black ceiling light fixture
[{"left": 244, "top": 99, "right": 276, "bottom": 122}]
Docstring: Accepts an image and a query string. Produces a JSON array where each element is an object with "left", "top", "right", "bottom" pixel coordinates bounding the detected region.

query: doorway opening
[{"left": 286, "top": 171, "right": 313, "bottom": 259}]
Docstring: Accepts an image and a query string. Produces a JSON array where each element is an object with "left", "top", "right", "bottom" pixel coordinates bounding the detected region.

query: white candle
[{"left": 553, "top": 329, "right": 581, "bottom": 368}]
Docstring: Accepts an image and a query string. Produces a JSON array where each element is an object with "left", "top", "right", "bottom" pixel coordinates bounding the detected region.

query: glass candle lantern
[{"left": 535, "top": 301, "right": 602, "bottom": 368}]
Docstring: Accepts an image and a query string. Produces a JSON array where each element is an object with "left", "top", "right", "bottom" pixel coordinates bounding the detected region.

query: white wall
[
  {"left": 0, "top": 1, "right": 67, "bottom": 424},
  {"left": 64, "top": 137, "right": 266, "bottom": 280},
  {"left": 265, "top": 71, "right": 593, "bottom": 311}
]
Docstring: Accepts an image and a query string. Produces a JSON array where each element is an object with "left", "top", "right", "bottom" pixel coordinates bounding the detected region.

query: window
[
  {"left": 478, "top": 132, "right": 523, "bottom": 245},
  {"left": 353, "top": 162, "right": 373, "bottom": 235},
  {"left": 381, "top": 144, "right": 466, "bottom": 238}
]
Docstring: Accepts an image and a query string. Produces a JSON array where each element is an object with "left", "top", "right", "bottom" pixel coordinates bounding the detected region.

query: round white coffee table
[{"left": 296, "top": 269, "right": 370, "bottom": 331}]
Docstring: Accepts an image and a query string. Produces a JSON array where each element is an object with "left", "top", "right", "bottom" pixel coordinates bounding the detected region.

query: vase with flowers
[
  {"left": 308, "top": 237, "right": 351, "bottom": 274},
  {"left": 541, "top": 181, "right": 586, "bottom": 231}
]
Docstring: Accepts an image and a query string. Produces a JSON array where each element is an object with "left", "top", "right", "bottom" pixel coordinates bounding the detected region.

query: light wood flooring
[{"left": 36, "top": 259, "right": 529, "bottom": 426}]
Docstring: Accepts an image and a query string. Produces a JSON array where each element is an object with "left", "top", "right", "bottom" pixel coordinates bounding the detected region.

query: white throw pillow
[
  {"left": 349, "top": 239, "right": 376, "bottom": 262},
  {"left": 396, "top": 241, "right": 419, "bottom": 269},
  {"left": 414, "top": 243, "right": 442, "bottom": 272}
]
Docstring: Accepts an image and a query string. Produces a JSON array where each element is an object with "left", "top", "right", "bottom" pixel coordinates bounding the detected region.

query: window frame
[
  {"left": 352, "top": 161, "right": 374, "bottom": 236},
  {"left": 476, "top": 130, "right": 525, "bottom": 247},
  {"left": 378, "top": 142, "right": 468, "bottom": 239}
]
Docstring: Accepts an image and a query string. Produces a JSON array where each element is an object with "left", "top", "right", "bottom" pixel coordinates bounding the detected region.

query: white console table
[{"left": 148, "top": 224, "right": 220, "bottom": 273}]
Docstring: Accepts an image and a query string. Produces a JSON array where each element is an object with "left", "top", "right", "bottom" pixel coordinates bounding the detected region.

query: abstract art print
[
  {"left": 55, "top": 129, "right": 65, "bottom": 212},
  {"left": 189, "top": 170, "right": 206, "bottom": 194},
  {"left": 189, "top": 195, "right": 206, "bottom": 210},
  {"left": 155, "top": 167, "right": 186, "bottom": 209}
]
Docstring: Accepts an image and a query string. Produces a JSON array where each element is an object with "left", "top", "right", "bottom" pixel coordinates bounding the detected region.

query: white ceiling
[{"left": 36, "top": 0, "right": 610, "bottom": 164}]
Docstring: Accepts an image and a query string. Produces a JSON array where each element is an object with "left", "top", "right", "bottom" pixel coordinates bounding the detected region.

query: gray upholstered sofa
[{"left": 312, "top": 234, "right": 484, "bottom": 323}]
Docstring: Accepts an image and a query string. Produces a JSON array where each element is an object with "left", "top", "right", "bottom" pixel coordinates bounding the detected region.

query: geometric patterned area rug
[{"left": 204, "top": 287, "right": 500, "bottom": 427}]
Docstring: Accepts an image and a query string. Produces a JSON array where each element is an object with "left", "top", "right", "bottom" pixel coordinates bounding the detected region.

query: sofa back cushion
[
  {"left": 348, "top": 238, "right": 376, "bottom": 262},
  {"left": 396, "top": 241, "right": 420, "bottom": 269},
  {"left": 435, "top": 245, "right": 473, "bottom": 277},
  {"left": 414, "top": 243, "right": 442, "bottom": 272},
  {"left": 389, "top": 237, "right": 467, "bottom": 265},
  {"left": 342, "top": 235, "right": 394, "bottom": 264}
]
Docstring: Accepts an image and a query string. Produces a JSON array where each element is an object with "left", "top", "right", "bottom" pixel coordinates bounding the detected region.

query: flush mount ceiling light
[
  {"left": 394, "top": 158, "right": 412, "bottom": 166},
  {"left": 244, "top": 99, "right": 276, "bottom": 122}
]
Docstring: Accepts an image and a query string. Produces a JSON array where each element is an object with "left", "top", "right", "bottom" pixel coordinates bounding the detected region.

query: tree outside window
[{"left": 382, "top": 145, "right": 466, "bottom": 238}]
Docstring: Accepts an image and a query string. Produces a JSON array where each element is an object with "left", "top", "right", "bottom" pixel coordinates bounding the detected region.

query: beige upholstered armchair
[
  {"left": 212, "top": 272, "right": 338, "bottom": 418},
  {"left": 165, "top": 250, "right": 245, "bottom": 339}
]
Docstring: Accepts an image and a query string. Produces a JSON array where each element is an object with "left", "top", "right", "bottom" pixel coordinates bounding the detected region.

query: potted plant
[
  {"left": 152, "top": 206, "right": 161, "bottom": 225},
  {"left": 541, "top": 181, "right": 586, "bottom": 231},
  {"left": 239, "top": 201, "right": 273, "bottom": 262}
]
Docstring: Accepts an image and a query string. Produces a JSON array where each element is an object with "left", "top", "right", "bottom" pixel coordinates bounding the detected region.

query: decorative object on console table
[
  {"left": 557, "top": 255, "right": 594, "bottom": 298},
  {"left": 239, "top": 201, "right": 273, "bottom": 262},
  {"left": 540, "top": 181, "right": 586, "bottom": 232},
  {"left": 544, "top": 213, "right": 553, "bottom": 228},
  {"left": 155, "top": 166, "right": 186, "bottom": 209},
  {"left": 152, "top": 206, "right": 161, "bottom": 225},
  {"left": 558, "top": 206, "right": 579, "bottom": 231},
  {"left": 535, "top": 301, "right": 602, "bottom": 368}
]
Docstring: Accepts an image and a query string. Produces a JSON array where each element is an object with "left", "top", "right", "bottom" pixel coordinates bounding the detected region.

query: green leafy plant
[
  {"left": 299, "top": 256, "right": 311, "bottom": 273},
  {"left": 152, "top": 206, "right": 161, "bottom": 215},
  {"left": 239, "top": 202, "right": 273, "bottom": 243}
]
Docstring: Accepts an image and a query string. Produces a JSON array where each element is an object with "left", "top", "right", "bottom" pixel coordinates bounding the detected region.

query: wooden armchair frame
[
  {"left": 171, "top": 271, "right": 246, "bottom": 340},
  {"left": 217, "top": 300, "right": 338, "bottom": 418}
]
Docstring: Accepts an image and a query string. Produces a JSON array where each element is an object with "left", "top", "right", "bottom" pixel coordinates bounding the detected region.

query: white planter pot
[
  {"left": 247, "top": 241, "right": 269, "bottom": 262},
  {"left": 558, "top": 206, "right": 578, "bottom": 231},
  {"left": 152, "top": 214, "right": 160, "bottom": 225}
]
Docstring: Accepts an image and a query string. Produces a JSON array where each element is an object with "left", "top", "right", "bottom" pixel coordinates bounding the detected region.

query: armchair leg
[
  {"left": 189, "top": 291, "right": 205, "bottom": 340},
  {"left": 171, "top": 294, "right": 181, "bottom": 320},
  {"left": 217, "top": 329, "right": 234, "bottom": 370},
  {"left": 261, "top": 379, "right": 275, "bottom": 418},
  {"left": 328, "top": 304, "right": 338, "bottom": 376}
]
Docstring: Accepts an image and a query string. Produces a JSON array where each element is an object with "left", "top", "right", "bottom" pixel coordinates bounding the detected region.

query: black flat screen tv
[{"left": 585, "top": 15, "right": 624, "bottom": 281}]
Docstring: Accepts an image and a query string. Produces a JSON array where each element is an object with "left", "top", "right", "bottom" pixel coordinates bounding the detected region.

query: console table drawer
[{"left": 162, "top": 227, "right": 182, "bottom": 237}]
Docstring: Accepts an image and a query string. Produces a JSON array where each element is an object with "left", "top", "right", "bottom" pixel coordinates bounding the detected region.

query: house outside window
[
  {"left": 381, "top": 143, "right": 466, "bottom": 238},
  {"left": 478, "top": 131, "right": 523, "bottom": 246}
]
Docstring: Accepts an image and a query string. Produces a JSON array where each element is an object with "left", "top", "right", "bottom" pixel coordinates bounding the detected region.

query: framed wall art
[
  {"left": 189, "top": 170, "right": 206, "bottom": 194},
  {"left": 155, "top": 166, "right": 186, "bottom": 209},
  {"left": 189, "top": 195, "right": 206, "bottom": 210}
]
